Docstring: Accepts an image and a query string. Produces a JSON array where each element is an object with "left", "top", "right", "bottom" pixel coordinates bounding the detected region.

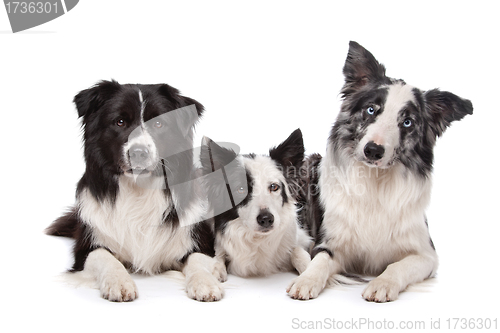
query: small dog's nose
[
  {"left": 364, "top": 141, "right": 385, "bottom": 161},
  {"left": 257, "top": 209, "right": 274, "bottom": 229},
  {"left": 128, "top": 145, "right": 150, "bottom": 163}
]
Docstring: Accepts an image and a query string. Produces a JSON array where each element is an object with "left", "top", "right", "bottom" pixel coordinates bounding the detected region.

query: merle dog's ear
[
  {"left": 424, "top": 89, "right": 473, "bottom": 137},
  {"left": 73, "top": 80, "right": 121, "bottom": 118},
  {"left": 200, "top": 137, "right": 238, "bottom": 173},
  {"left": 157, "top": 84, "right": 205, "bottom": 117},
  {"left": 341, "top": 41, "right": 389, "bottom": 97},
  {"left": 269, "top": 128, "right": 305, "bottom": 171}
]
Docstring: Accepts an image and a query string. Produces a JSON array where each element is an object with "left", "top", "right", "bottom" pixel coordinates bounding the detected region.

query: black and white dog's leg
[
  {"left": 84, "top": 248, "right": 138, "bottom": 302},
  {"left": 362, "top": 252, "right": 438, "bottom": 303},
  {"left": 287, "top": 251, "right": 340, "bottom": 300},
  {"left": 183, "top": 253, "right": 224, "bottom": 302},
  {"left": 290, "top": 247, "right": 311, "bottom": 275}
]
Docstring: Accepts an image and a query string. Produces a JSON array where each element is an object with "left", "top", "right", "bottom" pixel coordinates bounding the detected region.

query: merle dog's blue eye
[
  {"left": 403, "top": 119, "right": 412, "bottom": 127},
  {"left": 366, "top": 106, "right": 375, "bottom": 115}
]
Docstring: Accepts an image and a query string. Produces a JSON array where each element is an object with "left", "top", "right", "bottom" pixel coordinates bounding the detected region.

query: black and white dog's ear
[
  {"left": 157, "top": 84, "right": 205, "bottom": 117},
  {"left": 424, "top": 89, "right": 473, "bottom": 137},
  {"left": 341, "top": 41, "right": 389, "bottom": 97},
  {"left": 269, "top": 128, "right": 305, "bottom": 171},
  {"left": 200, "top": 137, "right": 238, "bottom": 173},
  {"left": 73, "top": 80, "right": 121, "bottom": 118}
]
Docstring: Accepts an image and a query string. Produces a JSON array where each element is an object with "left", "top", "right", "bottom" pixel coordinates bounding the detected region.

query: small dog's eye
[
  {"left": 366, "top": 106, "right": 375, "bottom": 115},
  {"left": 237, "top": 186, "right": 246, "bottom": 195},
  {"left": 116, "top": 119, "right": 126, "bottom": 127},
  {"left": 270, "top": 183, "right": 280, "bottom": 192},
  {"left": 154, "top": 121, "right": 162, "bottom": 128},
  {"left": 403, "top": 119, "right": 412, "bottom": 128}
]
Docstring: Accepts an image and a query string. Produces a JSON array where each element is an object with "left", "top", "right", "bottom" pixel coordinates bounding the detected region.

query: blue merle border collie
[
  {"left": 46, "top": 80, "right": 224, "bottom": 302},
  {"left": 199, "top": 129, "right": 312, "bottom": 282},
  {"left": 287, "top": 41, "right": 473, "bottom": 302}
]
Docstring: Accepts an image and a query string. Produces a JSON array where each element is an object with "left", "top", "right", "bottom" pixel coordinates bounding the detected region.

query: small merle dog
[
  {"left": 287, "top": 42, "right": 473, "bottom": 302},
  {"left": 199, "top": 129, "right": 312, "bottom": 281},
  {"left": 46, "top": 80, "right": 223, "bottom": 302}
]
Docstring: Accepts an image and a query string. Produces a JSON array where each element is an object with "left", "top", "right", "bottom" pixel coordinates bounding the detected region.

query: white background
[{"left": 1, "top": 1, "right": 498, "bottom": 332}]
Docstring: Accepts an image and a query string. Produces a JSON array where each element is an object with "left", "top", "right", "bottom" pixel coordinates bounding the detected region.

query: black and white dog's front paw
[
  {"left": 99, "top": 273, "right": 138, "bottom": 302},
  {"left": 186, "top": 273, "right": 224, "bottom": 302}
]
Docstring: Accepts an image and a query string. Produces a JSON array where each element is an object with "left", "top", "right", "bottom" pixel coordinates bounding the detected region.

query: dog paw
[
  {"left": 100, "top": 274, "right": 138, "bottom": 302},
  {"left": 286, "top": 275, "right": 323, "bottom": 300},
  {"left": 362, "top": 277, "right": 400, "bottom": 303},
  {"left": 213, "top": 261, "right": 227, "bottom": 282},
  {"left": 186, "top": 273, "right": 224, "bottom": 302}
]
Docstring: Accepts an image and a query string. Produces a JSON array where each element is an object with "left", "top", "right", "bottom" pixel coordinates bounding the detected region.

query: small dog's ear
[
  {"left": 269, "top": 128, "right": 305, "bottom": 171},
  {"left": 424, "top": 89, "right": 473, "bottom": 137},
  {"left": 341, "top": 41, "right": 388, "bottom": 97},
  {"left": 200, "top": 137, "right": 238, "bottom": 173},
  {"left": 73, "top": 80, "right": 121, "bottom": 118}
]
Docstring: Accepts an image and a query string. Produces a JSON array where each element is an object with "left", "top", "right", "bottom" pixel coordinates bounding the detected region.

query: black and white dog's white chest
[{"left": 78, "top": 176, "right": 198, "bottom": 274}]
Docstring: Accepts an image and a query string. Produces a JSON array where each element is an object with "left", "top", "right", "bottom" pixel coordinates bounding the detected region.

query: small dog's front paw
[
  {"left": 286, "top": 275, "right": 323, "bottom": 300},
  {"left": 100, "top": 274, "right": 138, "bottom": 302},
  {"left": 362, "top": 277, "right": 400, "bottom": 303},
  {"left": 186, "top": 273, "right": 224, "bottom": 302},
  {"left": 213, "top": 261, "right": 227, "bottom": 283}
]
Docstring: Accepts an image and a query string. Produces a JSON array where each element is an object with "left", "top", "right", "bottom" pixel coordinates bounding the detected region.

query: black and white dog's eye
[
  {"left": 270, "top": 183, "right": 280, "bottom": 192},
  {"left": 154, "top": 121, "right": 163, "bottom": 128},
  {"left": 116, "top": 119, "right": 126, "bottom": 127},
  {"left": 237, "top": 186, "right": 246, "bottom": 195},
  {"left": 366, "top": 106, "right": 375, "bottom": 115},
  {"left": 403, "top": 119, "right": 412, "bottom": 128}
]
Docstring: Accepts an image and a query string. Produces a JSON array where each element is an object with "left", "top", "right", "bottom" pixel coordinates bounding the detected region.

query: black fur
[{"left": 269, "top": 128, "right": 305, "bottom": 198}]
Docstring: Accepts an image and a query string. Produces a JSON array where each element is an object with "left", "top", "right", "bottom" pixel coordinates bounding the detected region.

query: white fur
[
  {"left": 78, "top": 176, "right": 200, "bottom": 274},
  {"left": 215, "top": 155, "right": 312, "bottom": 277},
  {"left": 288, "top": 85, "right": 439, "bottom": 302},
  {"left": 84, "top": 248, "right": 138, "bottom": 302},
  {"left": 120, "top": 89, "right": 159, "bottom": 174}
]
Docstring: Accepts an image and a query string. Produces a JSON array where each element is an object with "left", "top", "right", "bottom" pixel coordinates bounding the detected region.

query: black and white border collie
[
  {"left": 287, "top": 42, "right": 473, "bottom": 302},
  {"left": 46, "top": 80, "right": 224, "bottom": 302},
  {"left": 199, "top": 129, "right": 312, "bottom": 281}
]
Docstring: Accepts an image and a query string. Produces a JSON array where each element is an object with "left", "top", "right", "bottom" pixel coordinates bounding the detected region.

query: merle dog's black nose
[
  {"left": 257, "top": 209, "right": 274, "bottom": 229},
  {"left": 364, "top": 141, "right": 385, "bottom": 161},
  {"left": 128, "top": 145, "right": 150, "bottom": 163}
]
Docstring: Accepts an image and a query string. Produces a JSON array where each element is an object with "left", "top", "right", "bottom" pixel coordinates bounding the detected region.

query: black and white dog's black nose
[
  {"left": 364, "top": 141, "right": 385, "bottom": 161},
  {"left": 128, "top": 145, "right": 150, "bottom": 163},
  {"left": 257, "top": 209, "right": 274, "bottom": 229}
]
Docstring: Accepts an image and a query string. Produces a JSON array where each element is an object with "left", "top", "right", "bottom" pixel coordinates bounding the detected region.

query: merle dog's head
[
  {"left": 331, "top": 41, "right": 473, "bottom": 177},
  {"left": 200, "top": 129, "right": 304, "bottom": 234},
  {"left": 74, "top": 80, "right": 204, "bottom": 183}
]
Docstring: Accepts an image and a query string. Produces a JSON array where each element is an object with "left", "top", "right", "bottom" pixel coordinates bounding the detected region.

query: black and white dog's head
[
  {"left": 331, "top": 41, "right": 473, "bottom": 177},
  {"left": 74, "top": 80, "right": 204, "bottom": 199},
  {"left": 200, "top": 129, "right": 304, "bottom": 234}
]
